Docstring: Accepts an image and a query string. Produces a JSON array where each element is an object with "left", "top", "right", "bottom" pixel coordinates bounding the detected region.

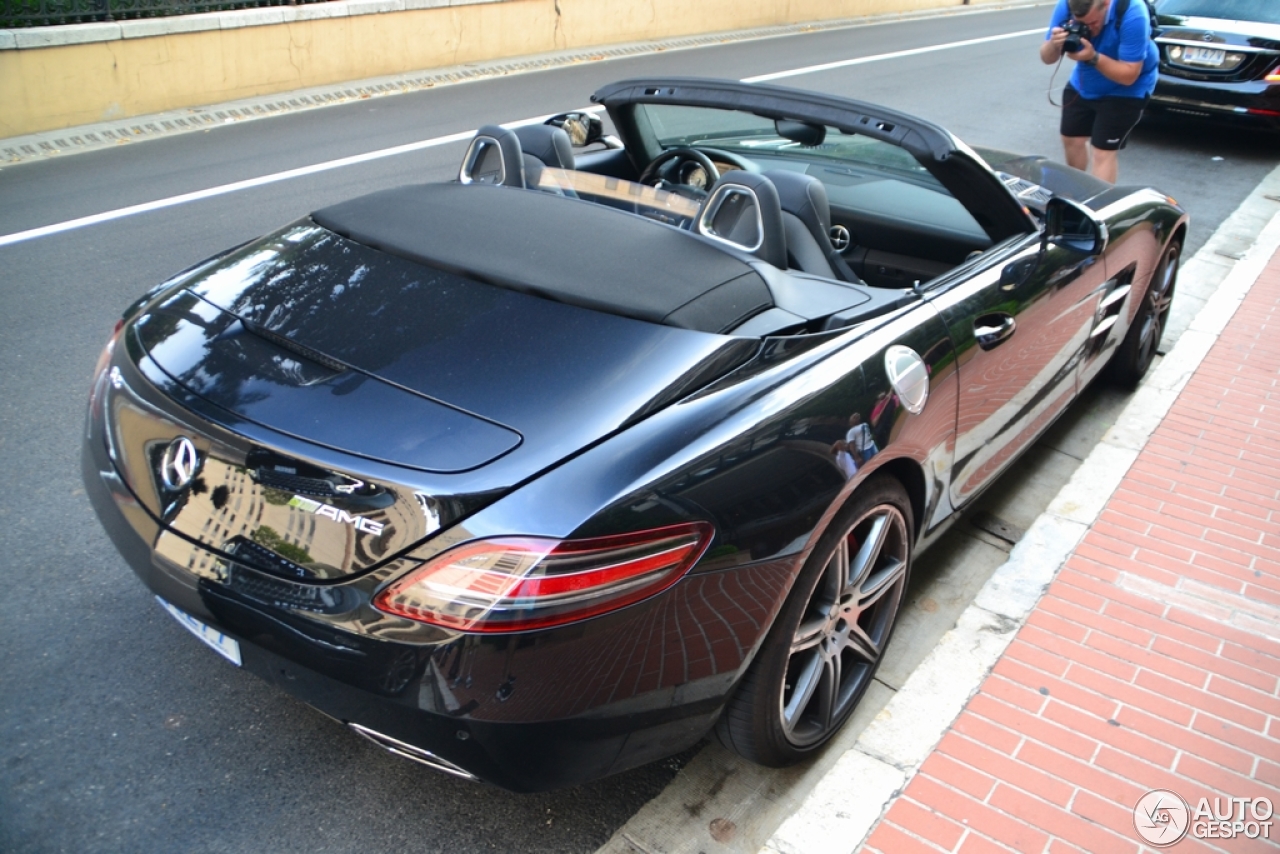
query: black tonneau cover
[{"left": 312, "top": 182, "right": 774, "bottom": 334}]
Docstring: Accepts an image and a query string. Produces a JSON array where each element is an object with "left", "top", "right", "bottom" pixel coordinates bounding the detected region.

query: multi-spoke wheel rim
[
  {"left": 1136, "top": 247, "right": 1178, "bottom": 370},
  {"left": 780, "top": 504, "right": 909, "bottom": 746}
]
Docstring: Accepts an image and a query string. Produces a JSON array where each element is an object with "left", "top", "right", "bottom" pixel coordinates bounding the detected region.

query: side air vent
[{"left": 829, "top": 224, "right": 852, "bottom": 252}]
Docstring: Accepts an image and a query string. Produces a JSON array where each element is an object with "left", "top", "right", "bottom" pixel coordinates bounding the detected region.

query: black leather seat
[
  {"left": 513, "top": 124, "right": 574, "bottom": 187},
  {"left": 513, "top": 124, "right": 574, "bottom": 169},
  {"left": 764, "top": 170, "right": 860, "bottom": 283},
  {"left": 694, "top": 171, "right": 788, "bottom": 270},
  {"left": 458, "top": 125, "right": 526, "bottom": 187}
]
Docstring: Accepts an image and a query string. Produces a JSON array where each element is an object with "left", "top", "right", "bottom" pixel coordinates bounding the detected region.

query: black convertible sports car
[
  {"left": 83, "top": 78, "right": 1186, "bottom": 792},
  {"left": 1149, "top": 0, "right": 1280, "bottom": 130}
]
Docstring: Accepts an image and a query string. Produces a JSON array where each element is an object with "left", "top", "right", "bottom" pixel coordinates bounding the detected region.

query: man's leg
[
  {"left": 1088, "top": 97, "right": 1147, "bottom": 185},
  {"left": 1062, "top": 135, "right": 1090, "bottom": 172},
  {"left": 1090, "top": 146, "right": 1119, "bottom": 183},
  {"left": 1059, "top": 86, "right": 1094, "bottom": 174}
]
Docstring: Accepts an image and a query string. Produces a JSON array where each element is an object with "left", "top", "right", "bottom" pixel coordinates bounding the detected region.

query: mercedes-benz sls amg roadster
[{"left": 83, "top": 78, "right": 1187, "bottom": 792}]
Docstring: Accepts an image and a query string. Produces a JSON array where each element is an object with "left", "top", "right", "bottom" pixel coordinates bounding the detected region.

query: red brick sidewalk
[{"left": 865, "top": 248, "right": 1280, "bottom": 854}]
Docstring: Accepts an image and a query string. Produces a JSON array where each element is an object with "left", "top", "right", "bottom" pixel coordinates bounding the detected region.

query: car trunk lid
[{"left": 111, "top": 223, "right": 755, "bottom": 580}]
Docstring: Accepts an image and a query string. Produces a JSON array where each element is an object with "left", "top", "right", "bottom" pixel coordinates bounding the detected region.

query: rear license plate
[
  {"left": 157, "top": 596, "right": 242, "bottom": 666},
  {"left": 1182, "top": 46, "right": 1225, "bottom": 67}
]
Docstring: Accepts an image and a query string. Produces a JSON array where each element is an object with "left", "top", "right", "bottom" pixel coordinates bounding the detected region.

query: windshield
[
  {"left": 637, "top": 103, "right": 938, "bottom": 186},
  {"left": 1157, "top": 0, "right": 1280, "bottom": 24},
  {"left": 632, "top": 102, "right": 987, "bottom": 243}
]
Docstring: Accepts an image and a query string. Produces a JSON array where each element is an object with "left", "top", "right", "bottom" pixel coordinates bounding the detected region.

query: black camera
[{"left": 1061, "top": 19, "right": 1091, "bottom": 54}]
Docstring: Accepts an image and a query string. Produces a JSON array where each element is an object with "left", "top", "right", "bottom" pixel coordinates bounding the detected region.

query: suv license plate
[
  {"left": 1183, "top": 46, "right": 1225, "bottom": 66},
  {"left": 157, "top": 596, "right": 242, "bottom": 666}
]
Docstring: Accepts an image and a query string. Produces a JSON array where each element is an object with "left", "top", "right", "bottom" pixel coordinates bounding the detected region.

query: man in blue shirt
[{"left": 1040, "top": 0, "right": 1159, "bottom": 183}]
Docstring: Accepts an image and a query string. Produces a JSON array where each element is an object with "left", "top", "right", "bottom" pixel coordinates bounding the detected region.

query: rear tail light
[
  {"left": 88, "top": 323, "right": 124, "bottom": 417},
  {"left": 373, "top": 522, "right": 713, "bottom": 632},
  {"left": 93, "top": 321, "right": 124, "bottom": 378}
]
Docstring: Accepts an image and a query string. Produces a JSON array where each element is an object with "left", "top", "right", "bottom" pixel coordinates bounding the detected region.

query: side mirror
[
  {"left": 546, "top": 112, "right": 604, "bottom": 147},
  {"left": 1043, "top": 196, "right": 1108, "bottom": 256}
]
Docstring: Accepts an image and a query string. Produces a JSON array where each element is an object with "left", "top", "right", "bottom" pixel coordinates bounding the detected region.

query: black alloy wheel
[
  {"left": 715, "top": 475, "right": 912, "bottom": 766},
  {"left": 1110, "top": 240, "right": 1180, "bottom": 388}
]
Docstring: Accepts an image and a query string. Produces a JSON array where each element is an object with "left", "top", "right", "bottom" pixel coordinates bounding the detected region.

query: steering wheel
[{"left": 638, "top": 147, "right": 721, "bottom": 190}]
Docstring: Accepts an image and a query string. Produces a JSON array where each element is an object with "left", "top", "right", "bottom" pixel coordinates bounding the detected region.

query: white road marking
[
  {"left": 742, "top": 28, "right": 1041, "bottom": 82},
  {"left": 0, "top": 28, "right": 1041, "bottom": 248},
  {"left": 0, "top": 130, "right": 477, "bottom": 248}
]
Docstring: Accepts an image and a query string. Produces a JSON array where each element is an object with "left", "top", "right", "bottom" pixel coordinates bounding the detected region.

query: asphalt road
[{"left": 1, "top": 5, "right": 1276, "bottom": 852}]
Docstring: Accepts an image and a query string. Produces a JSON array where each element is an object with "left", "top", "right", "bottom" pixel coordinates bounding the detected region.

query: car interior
[
  {"left": 315, "top": 104, "right": 1027, "bottom": 340},
  {"left": 458, "top": 110, "right": 1000, "bottom": 290}
]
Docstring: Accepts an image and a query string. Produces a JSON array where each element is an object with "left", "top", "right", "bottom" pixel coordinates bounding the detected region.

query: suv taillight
[{"left": 374, "top": 522, "right": 713, "bottom": 632}]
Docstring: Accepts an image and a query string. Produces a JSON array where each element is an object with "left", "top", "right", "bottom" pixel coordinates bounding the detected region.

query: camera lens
[{"left": 1062, "top": 20, "right": 1087, "bottom": 54}]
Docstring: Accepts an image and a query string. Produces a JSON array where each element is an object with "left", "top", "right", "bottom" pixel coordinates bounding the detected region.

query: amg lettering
[
  {"left": 355, "top": 517, "right": 385, "bottom": 535},
  {"left": 291, "top": 495, "right": 384, "bottom": 536}
]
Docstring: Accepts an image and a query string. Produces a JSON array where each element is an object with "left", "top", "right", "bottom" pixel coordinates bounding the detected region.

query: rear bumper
[
  {"left": 81, "top": 420, "right": 780, "bottom": 791},
  {"left": 1149, "top": 75, "right": 1280, "bottom": 130}
]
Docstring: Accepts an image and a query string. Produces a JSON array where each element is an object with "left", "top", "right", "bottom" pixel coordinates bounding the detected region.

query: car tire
[
  {"left": 714, "top": 474, "right": 912, "bottom": 766},
  {"left": 1109, "top": 239, "right": 1179, "bottom": 389}
]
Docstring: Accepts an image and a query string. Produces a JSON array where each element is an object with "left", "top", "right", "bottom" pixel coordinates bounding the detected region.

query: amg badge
[{"left": 288, "top": 495, "right": 385, "bottom": 535}]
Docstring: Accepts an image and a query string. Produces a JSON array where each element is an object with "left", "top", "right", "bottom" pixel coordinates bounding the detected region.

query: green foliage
[{"left": 251, "top": 525, "right": 313, "bottom": 565}]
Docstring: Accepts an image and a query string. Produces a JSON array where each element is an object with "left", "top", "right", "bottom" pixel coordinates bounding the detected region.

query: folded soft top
[{"left": 311, "top": 181, "right": 774, "bottom": 334}]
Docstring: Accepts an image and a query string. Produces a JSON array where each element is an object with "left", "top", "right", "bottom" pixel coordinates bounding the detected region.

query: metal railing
[{"left": 1, "top": 0, "right": 330, "bottom": 28}]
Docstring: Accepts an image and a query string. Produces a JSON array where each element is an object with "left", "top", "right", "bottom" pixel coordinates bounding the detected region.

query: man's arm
[
  {"left": 1076, "top": 4, "right": 1148, "bottom": 85},
  {"left": 1075, "top": 40, "right": 1143, "bottom": 84},
  {"left": 1041, "top": 27, "right": 1068, "bottom": 65}
]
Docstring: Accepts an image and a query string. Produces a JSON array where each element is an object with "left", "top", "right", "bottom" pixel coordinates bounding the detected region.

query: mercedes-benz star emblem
[{"left": 160, "top": 437, "right": 200, "bottom": 491}]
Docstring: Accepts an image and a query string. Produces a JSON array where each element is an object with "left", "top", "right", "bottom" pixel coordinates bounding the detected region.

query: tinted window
[{"left": 1157, "top": 0, "right": 1280, "bottom": 24}]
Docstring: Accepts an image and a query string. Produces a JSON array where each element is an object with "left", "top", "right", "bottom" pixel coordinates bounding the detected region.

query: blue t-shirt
[{"left": 1046, "top": 0, "right": 1159, "bottom": 99}]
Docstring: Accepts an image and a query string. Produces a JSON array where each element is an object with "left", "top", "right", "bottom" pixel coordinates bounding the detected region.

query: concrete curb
[{"left": 761, "top": 163, "right": 1280, "bottom": 854}]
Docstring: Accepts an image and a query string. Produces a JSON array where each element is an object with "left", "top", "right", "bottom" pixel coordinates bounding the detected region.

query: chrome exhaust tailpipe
[{"left": 348, "top": 722, "right": 479, "bottom": 782}]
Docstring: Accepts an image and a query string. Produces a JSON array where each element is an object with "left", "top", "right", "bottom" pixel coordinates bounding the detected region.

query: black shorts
[{"left": 1060, "top": 85, "right": 1148, "bottom": 150}]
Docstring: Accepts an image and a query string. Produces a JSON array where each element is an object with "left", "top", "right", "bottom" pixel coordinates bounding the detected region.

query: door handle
[{"left": 974, "top": 313, "right": 1016, "bottom": 351}]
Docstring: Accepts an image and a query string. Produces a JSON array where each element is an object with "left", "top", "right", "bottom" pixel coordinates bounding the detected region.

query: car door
[{"left": 926, "top": 201, "right": 1110, "bottom": 507}]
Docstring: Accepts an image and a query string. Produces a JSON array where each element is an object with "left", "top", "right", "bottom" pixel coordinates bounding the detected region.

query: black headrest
[
  {"left": 765, "top": 170, "right": 832, "bottom": 235},
  {"left": 695, "top": 171, "right": 787, "bottom": 270},
  {"left": 459, "top": 125, "right": 526, "bottom": 187},
  {"left": 514, "top": 124, "right": 575, "bottom": 170},
  {"left": 765, "top": 170, "right": 860, "bottom": 283}
]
